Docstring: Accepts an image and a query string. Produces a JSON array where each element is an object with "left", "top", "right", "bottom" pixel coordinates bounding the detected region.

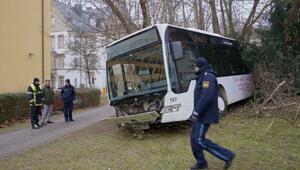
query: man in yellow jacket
[{"left": 27, "top": 78, "right": 44, "bottom": 129}]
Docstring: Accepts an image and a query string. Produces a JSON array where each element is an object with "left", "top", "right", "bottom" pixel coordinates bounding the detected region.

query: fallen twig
[
  {"left": 262, "top": 80, "right": 286, "bottom": 106},
  {"left": 295, "top": 104, "right": 300, "bottom": 120},
  {"left": 259, "top": 102, "right": 297, "bottom": 111},
  {"left": 256, "top": 80, "right": 290, "bottom": 115},
  {"left": 264, "top": 116, "right": 275, "bottom": 135}
]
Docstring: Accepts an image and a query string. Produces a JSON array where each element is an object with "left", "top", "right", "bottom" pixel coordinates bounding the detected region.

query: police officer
[
  {"left": 61, "top": 79, "right": 76, "bottom": 122},
  {"left": 190, "top": 58, "right": 235, "bottom": 170},
  {"left": 27, "top": 78, "right": 44, "bottom": 129}
]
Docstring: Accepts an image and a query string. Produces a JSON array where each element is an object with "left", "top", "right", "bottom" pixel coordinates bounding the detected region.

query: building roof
[{"left": 53, "top": 0, "right": 101, "bottom": 33}]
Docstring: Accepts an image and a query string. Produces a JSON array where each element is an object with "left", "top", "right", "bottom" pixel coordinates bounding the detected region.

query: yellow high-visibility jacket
[{"left": 27, "top": 84, "right": 43, "bottom": 106}]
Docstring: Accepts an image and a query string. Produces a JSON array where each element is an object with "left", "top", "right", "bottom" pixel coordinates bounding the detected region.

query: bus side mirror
[{"left": 171, "top": 41, "right": 183, "bottom": 60}]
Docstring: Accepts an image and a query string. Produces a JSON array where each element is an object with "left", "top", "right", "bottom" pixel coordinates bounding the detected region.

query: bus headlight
[{"left": 161, "top": 104, "right": 181, "bottom": 113}]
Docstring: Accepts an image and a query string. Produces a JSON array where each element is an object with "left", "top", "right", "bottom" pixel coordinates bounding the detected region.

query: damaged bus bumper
[{"left": 111, "top": 111, "right": 160, "bottom": 125}]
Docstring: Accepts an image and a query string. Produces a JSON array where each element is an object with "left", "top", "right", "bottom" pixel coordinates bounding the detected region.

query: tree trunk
[
  {"left": 240, "top": 0, "right": 260, "bottom": 40},
  {"left": 165, "top": 0, "right": 175, "bottom": 24},
  {"left": 140, "top": 0, "right": 151, "bottom": 28},
  {"left": 223, "top": 0, "right": 234, "bottom": 37},
  {"left": 182, "top": 1, "right": 187, "bottom": 27},
  {"left": 198, "top": 0, "right": 205, "bottom": 30},
  {"left": 194, "top": 0, "right": 205, "bottom": 30},
  {"left": 194, "top": 0, "right": 199, "bottom": 28},
  {"left": 104, "top": 0, "right": 137, "bottom": 34},
  {"left": 284, "top": 0, "right": 300, "bottom": 50},
  {"left": 209, "top": 0, "right": 221, "bottom": 34},
  {"left": 220, "top": 0, "right": 227, "bottom": 35},
  {"left": 85, "top": 56, "right": 92, "bottom": 88}
]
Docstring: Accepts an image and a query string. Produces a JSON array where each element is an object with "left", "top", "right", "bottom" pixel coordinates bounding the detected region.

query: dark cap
[
  {"left": 195, "top": 57, "right": 208, "bottom": 67},
  {"left": 65, "top": 79, "right": 70, "bottom": 83},
  {"left": 33, "top": 78, "right": 40, "bottom": 83}
]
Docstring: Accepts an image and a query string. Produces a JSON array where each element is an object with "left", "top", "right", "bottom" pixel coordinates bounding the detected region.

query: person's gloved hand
[
  {"left": 30, "top": 99, "right": 35, "bottom": 105},
  {"left": 189, "top": 110, "right": 199, "bottom": 123}
]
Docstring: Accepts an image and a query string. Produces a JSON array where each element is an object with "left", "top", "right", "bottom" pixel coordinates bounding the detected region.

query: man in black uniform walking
[{"left": 190, "top": 58, "right": 235, "bottom": 170}]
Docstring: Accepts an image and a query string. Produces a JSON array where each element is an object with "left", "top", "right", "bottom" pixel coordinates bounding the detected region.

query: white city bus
[{"left": 106, "top": 24, "right": 253, "bottom": 125}]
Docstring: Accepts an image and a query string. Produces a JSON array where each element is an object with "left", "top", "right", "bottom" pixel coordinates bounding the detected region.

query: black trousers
[
  {"left": 190, "top": 122, "right": 235, "bottom": 165},
  {"left": 64, "top": 101, "right": 73, "bottom": 121},
  {"left": 30, "top": 106, "right": 41, "bottom": 127}
]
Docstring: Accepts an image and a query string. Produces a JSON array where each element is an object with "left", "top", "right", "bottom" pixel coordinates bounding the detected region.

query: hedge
[
  {"left": 0, "top": 93, "right": 29, "bottom": 124},
  {"left": 0, "top": 88, "right": 101, "bottom": 124},
  {"left": 74, "top": 88, "right": 101, "bottom": 108}
]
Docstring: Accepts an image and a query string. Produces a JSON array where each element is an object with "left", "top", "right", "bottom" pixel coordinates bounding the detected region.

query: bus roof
[{"left": 106, "top": 24, "right": 236, "bottom": 48}]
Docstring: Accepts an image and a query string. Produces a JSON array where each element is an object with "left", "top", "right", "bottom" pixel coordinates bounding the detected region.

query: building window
[
  {"left": 51, "top": 15, "right": 55, "bottom": 29},
  {"left": 51, "top": 35, "right": 55, "bottom": 49},
  {"left": 74, "top": 78, "right": 77, "bottom": 87},
  {"left": 74, "top": 58, "right": 79, "bottom": 68},
  {"left": 51, "top": 78, "right": 56, "bottom": 88},
  {"left": 56, "top": 55, "right": 65, "bottom": 69},
  {"left": 58, "top": 35, "right": 64, "bottom": 48},
  {"left": 59, "top": 76, "right": 64, "bottom": 88},
  {"left": 51, "top": 54, "right": 56, "bottom": 69},
  {"left": 51, "top": 73, "right": 56, "bottom": 88}
]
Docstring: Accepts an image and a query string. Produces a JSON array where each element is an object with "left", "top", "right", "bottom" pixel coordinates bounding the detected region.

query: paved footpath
[{"left": 0, "top": 105, "right": 115, "bottom": 160}]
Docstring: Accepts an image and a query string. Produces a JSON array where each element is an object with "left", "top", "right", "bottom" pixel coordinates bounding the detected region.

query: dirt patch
[{"left": 85, "top": 119, "right": 118, "bottom": 134}]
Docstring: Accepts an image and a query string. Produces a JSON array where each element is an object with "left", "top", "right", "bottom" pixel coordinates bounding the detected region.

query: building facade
[
  {"left": 51, "top": 1, "right": 106, "bottom": 92},
  {"left": 0, "top": 0, "right": 51, "bottom": 93}
]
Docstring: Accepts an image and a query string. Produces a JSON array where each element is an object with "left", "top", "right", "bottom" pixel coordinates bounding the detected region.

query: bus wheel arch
[{"left": 218, "top": 85, "right": 228, "bottom": 114}]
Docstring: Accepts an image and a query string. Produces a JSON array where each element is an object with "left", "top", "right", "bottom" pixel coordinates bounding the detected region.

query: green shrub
[
  {"left": 0, "top": 88, "right": 101, "bottom": 124},
  {"left": 0, "top": 93, "right": 29, "bottom": 124},
  {"left": 74, "top": 88, "right": 101, "bottom": 108}
]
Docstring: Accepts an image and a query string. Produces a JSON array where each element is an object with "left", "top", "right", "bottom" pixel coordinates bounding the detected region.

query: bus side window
[{"left": 196, "top": 38, "right": 220, "bottom": 75}]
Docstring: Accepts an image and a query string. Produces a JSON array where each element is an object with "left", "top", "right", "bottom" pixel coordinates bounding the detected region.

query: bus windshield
[{"left": 107, "top": 43, "right": 167, "bottom": 101}]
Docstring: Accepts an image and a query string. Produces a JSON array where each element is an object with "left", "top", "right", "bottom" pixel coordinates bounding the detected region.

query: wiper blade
[
  {"left": 112, "top": 92, "right": 146, "bottom": 104},
  {"left": 110, "top": 87, "right": 167, "bottom": 104}
]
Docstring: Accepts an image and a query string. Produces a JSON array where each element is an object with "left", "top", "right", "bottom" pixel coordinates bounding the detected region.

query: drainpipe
[{"left": 41, "top": 0, "right": 45, "bottom": 82}]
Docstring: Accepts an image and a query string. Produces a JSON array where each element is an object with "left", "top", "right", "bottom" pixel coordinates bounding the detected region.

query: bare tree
[
  {"left": 140, "top": 0, "right": 151, "bottom": 28},
  {"left": 220, "top": 0, "right": 227, "bottom": 35},
  {"left": 68, "top": 32, "right": 101, "bottom": 87},
  {"left": 209, "top": 0, "right": 221, "bottom": 33},
  {"left": 239, "top": 0, "right": 272, "bottom": 41},
  {"left": 68, "top": 0, "right": 272, "bottom": 42},
  {"left": 194, "top": 0, "right": 205, "bottom": 30},
  {"left": 223, "top": 0, "right": 235, "bottom": 37},
  {"left": 103, "top": 0, "right": 138, "bottom": 34},
  {"left": 60, "top": 0, "right": 83, "bottom": 5}
]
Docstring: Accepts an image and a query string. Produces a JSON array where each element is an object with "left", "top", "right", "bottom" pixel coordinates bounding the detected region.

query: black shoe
[
  {"left": 224, "top": 155, "right": 235, "bottom": 170},
  {"left": 65, "top": 120, "right": 69, "bottom": 122},
  {"left": 69, "top": 119, "right": 74, "bottom": 121},
  {"left": 190, "top": 163, "right": 208, "bottom": 170},
  {"left": 47, "top": 121, "right": 54, "bottom": 124}
]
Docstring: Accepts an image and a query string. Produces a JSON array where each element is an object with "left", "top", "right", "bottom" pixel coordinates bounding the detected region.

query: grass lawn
[{"left": 0, "top": 111, "right": 299, "bottom": 170}]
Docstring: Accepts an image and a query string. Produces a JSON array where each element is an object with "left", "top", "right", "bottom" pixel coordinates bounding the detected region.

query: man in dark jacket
[
  {"left": 61, "top": 79, "right": 76, "bottom": 122},
  {"left": 190, "top": 58, "right": 235, "bottom": 170},
  {"left": 27, "top": 78, "right": 43, "bottom": 129}
]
